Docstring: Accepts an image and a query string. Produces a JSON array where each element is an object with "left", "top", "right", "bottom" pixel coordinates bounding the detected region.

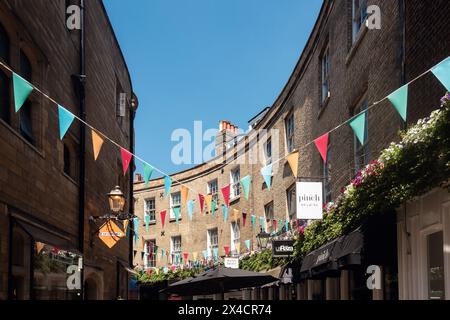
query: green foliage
[
  {"left": 136, "top": 267, "right": 205, "bottom": 285},
  {"left": 301, "top": 97, "right": 450, "bottom": 255},
  {"left": 239, "top": 250, "right": 288, "bottom": 272}
]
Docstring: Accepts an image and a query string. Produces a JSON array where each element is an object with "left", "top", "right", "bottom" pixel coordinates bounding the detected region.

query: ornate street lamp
[
  {"left": 107, "top": 185, "right": 126, "bottom": 214},
  {"left": 256, "top": 228, "right": 271, "bottom": 250}
]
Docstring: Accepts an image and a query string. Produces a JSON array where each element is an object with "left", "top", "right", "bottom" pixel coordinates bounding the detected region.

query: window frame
[
  {"left": 170, "top": 236, "right": 182, "bottom": 265},
  {"left": 230, "top": 168, "right": 241, "bottom": 200},
  {"left": 264, "top": 202, "right": 275, "bottom": 233},
  {"left": 169, "top": 192, "right": 181, "bottom": 220},
  {"left": 264, "top": 137, "right": 272, "bottom": 165},
  {"left": 230, "top": 221, "right": 240, "bottom": 254},
  {"left": 144, "top": 239, "right": 157, "bottom": 269},
  {"left": 352, "top": 0, "right": 368, "bottom": 43},
  {"left": 207, "top": 228, "right": 219, "bottom": 259},
  {"left": 287, "top": 184, "right": 296, "bottom": 220},
  {"left": 207, "top": 179, "right": 219, "bottom": 206},
  {"left": 321, "top": 43, "right": 331, "bottom": 105},
  {"left": 144, "top": 198, "right": 156, "bottom": 223},
  {"left": 284, "top": 112, "right": 295, "bottom": 154}
]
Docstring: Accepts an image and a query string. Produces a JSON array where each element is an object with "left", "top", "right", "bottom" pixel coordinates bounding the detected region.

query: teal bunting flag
[
  {"left": 245, "top": 240, "right": 251, "bottom": 251},
  {"left": 285, "top": 220, "right": 290, "bottom": 232},
  {"left": 251, "top": 215, "right": 257, "bottom": 230},
  {"left": 279, "top": 218, "right": 283, "bottom": 232},
  {"left": 133, "top": 217, "right": 139, "bottom": 244},
  {"left": 173, "top": 207, "right": 180, "bottom": 224},
  {"left": 432, "top": 56, "right": 450, "bottom": 91},
  {"left": 240, "top": 175, "right": 252, "bottom": 200},
  {"left": 211, "top": 200, "right": 217, "bottom": 217},
  {"left": 259, "top": 217, "right": 265, "bottom": 230},
  {"left": 13, "top": 73, "right": 33, "bottom": 113},
  {"left": 260, "top": 164, "right": 273, "bottom": 191},
  {"left": 161, "top": 249, "right": 165, "bottom": 260},
  {"left": 144, "top": 214, "right": 150, "bottom": 232},
  {"left": 164, "top": 176, "right": 172, "bottom": 198},
  {"left": 58, "top": 105, "right": 75, "bottom": 140},
  {"left": 388, "top": 84, "right": 409, "bottom": 121},
  {"left": 144, "top": 164, "right": 154, "bottom": 188},
  {"left": 349, "top": 112, "right": 367, "bottom": 145},
  {"left": 187, "top": 200, "right": 195, "bottom": 221},
  {"left": 222, "top": 204, "right": 228, "bottom": 223},
  {"left": 213, "top": 248, "right": 219, "bottom": 261},
  {"left": 202, "top": 250, "right": 208, "bottom": 260}
]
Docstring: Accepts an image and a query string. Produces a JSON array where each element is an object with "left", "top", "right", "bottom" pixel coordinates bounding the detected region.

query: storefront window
[{"left": 427, "top": 231, "right": 445, "bottom": 300}]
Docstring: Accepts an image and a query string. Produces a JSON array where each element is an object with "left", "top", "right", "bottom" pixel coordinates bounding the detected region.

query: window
[
  {"left": 352, "top": 0, "right": 368, "bottom": 42},
  {"left": 207, "top": 179, "right": 219, "bottom": 205},
  {"left": 322, "top": 150, "right": 332, "bottom": 204},
  {"left": 264, "top": 202, "right": 274, "bottom": 233},
  {"left": 171, "top": 236, "right": 182, "bottom": 265},
  {"left": 19, "top": 50, "right": 33, "bottom": 144},
  {"left": 0, "top": 23, "right": 10, "bottom": 124},
  {"left": 353, "top": 100, "right": 370, "bottom": 173},
  {"left": 144, "top": 198, "right": 156, "bottom": 222},
  {"left": 145, "top": 240, "right": 157, "bottom": 268},
  {"left": 207, "top": 228, "right": 218, "bottom": 259},
  {"left": 230, "top": 222, "right": 240, "bottom": 254},
  {"left": 230, "top": 168, "right": 241, "bottom": 199},
  {"left": 169, "top": 192, "right": 181, "bottom": 220},
  {"left": 321, "top": 44, "right": 330, "bottom": 104},
  {"left": 285, "top": 113, "right": 295, "bottom": 153},
  {"left": 287, "top": 185, "right": 296, "bottom": 220},
  {"left": 264, "top": 137, "right": 272, "bottom": 165},
  {"left": 426, "top": 231, "right": 445, "bottom": 300}
]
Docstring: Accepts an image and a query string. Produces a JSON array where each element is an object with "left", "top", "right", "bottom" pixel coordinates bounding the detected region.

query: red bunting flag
[
  {"left": 273, "top": 219, "right": 277, "bottom": 232},
  {"left": 224, "top": 246, "right": 230, "bottom": 257},
  {"left": 183, "top": 253, "right": 189, "bottom": 262},
  {"left": 221, "top": 185, "right": 231, "bottom": 207},
  {"left": 120, "top": 148, "right": 133, "bottom": 175},
  {"left": 314, "top": 133, "right": 329, "bottom": 163},
  {"left": 242, "top": 212, "right": 247, "bottom": 227},
  {"left": 160, "top": 210, "right": 167, "bottom": 229},
  {"left": 171, "top": 265, "right": 176, "bottom": 273},
  {"left": 199, "top": 194, "right": 205, "bottom": 213}
]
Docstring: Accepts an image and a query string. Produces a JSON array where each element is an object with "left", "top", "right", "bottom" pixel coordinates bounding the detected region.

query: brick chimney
[
  {"left": 216, "top": 120, "right": 238, "bottom": 158},
  {"left": 135, "top": 173, "right": 143, "bottom": 183}
]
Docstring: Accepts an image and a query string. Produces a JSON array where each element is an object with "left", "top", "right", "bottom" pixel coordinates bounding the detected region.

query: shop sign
[
  {"left": 224, "top": 257, "right": 239, "bottom": 269},
  {"left": 272, "top": 240, "right": 294, "bottom": 258},
  {"left": 98, "top": 221, "right": 125, "bottom": 248},
  {"left": 296, "top": 182, "right": 323, "bottom": 220}
]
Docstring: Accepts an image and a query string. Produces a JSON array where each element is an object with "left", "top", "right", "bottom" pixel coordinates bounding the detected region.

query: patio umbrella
[{"left": 161, "top": 267, "right": 278, "bottom": 297}]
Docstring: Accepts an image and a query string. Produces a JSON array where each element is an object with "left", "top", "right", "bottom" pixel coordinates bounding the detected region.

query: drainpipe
[
  {"left": 129, "top": 103, "right": 136, "bottom": 269},
  {"left": 399, "top": 0, "right": 407, "bottom": 130}
]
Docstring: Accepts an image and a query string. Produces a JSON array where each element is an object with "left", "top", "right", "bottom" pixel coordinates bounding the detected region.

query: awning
[
  {"left": 299, "top": 236, "right": 341, "bottom": 279},
  {"left": 15, "top": 219, "right": 79, "bottom": 254},
  {"left": 333, "top": 227, "right": 364, "bottom": 268}
]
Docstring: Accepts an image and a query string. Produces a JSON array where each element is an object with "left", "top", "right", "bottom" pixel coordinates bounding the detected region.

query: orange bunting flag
[
  {"left": 286, "top": 150, "right": 299, "bottom": 178},
  {"left": 181, "top": 186, "right": 189, "bottom": 208},
  {"left": 36, "top": 242, "right": 45, "bottom": 254},
  {"left": 205, "top": 194, "right": 213, "bottom": 213},
  {"left": 234, "top": 209, "right": 239, "bottom": 221},
  {"left": 92, "top": 130, "right": 104, "bottom": 161},
  {"left": 236, "top": 243, "right": 241, "bottom": 254}
]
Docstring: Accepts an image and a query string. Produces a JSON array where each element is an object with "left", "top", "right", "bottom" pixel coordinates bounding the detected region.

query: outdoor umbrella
[{"left": 161, "top": 266, "right": 278, "bottom": 297}]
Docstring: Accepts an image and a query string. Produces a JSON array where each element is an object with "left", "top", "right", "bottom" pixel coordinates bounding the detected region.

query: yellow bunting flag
[
  {"left": 234, "top": 209, "right": 239, "bottom": 221},
  {"left": 181, "top": 186, "right": 189, "bottom": 208},
  {"left": 123, "top": 220, "right": 129, "bottom": 233},
  {"left": 36, "top": 242, "right": 45, "bottom": 254},
  {"left": 91, "top": 130, "right": 105, "bottom": 161},
  {"left": 193, "top": 252, "right": 198, "bottom": 261},
  {"left": 286, "top": 150, "right": 299, "bottom": 178},
  {"left": 205, "top": 194, "right": 213, "bottom": 212},
  {"left": 98, "top": 221, "right": 125, "bottom": 249},
  {"left": 236, "top": 243, "right": 241, "bottom": 254}
]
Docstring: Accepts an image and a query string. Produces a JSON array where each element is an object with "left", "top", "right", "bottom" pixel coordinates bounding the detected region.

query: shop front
[
  {"left": 8, "top": 214, "right": 83, "bottom": 300},
  {"left": 296, "top": 214, "right": 398, "bottom": 300}
]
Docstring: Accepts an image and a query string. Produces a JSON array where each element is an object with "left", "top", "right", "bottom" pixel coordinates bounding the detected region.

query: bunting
[
  {"left": 144, "top": 164, "right": 154, "bottom": 188},
  {"left": 432, "top": 56, "right": 450, "bottom": 91},
  {"left": 193, "top": 252, "right": 198, "bottom": 261},
  {"left": 233, "top": 209, "right": 239, "bottom": 222},
  {"left": 187, "top": 200, "right": 195, "bottom": 221},
  {"left": 144, "top": 214, "right": 150, "bottom": 232},
  {"left": 173, "top": 207, "right": 180, "bottom": 224},
  {"left": 259, "top": 217, "right": 265, "bottom": 230},
  {"left": 211, "top": 200, "right": 217, "bottom": 217},
  {"left": 245, "top": 240, "right": 251, "bottom": 251},
  {"left": 183, "top": 253, "right": 189, "bottom": 263},
  {"left": 164, "top": 176, "right": 172, "bottom": 198},
  {"left": 13, "top": 73, "right": 33, "bottom": 112},
  {"left": 240, "top": 176, "right": 252, "bottom": 200},
  {"left": 260, "top": 164, "right": 273, "bottom": 191},
  {"left": 202, "top": 250, "right": 208, "bottom": 260},
  {"left": 251, "top": 215, "right": 257, "bottom": 230},
  {"left": 58, "top": 105, "right": 75, "bottom": 140},
  {"left": 133, "top": 217, "right": 140, "bottom": 244},
  {"left": 121, "top": 148, "right": 133, "bottom": 175},
  {"left": 349, "top": 112, "right": 367, "bottom": 145},
  {"left": 198, "top": 194, "right": 205, "bottom": 213},
  {"left": 181, "top": 186, "right": 189, "bottom": 208},
  {"left": 36, "top": 242, "right": 45, "bottom": 254},
  {"left": 221, "top": 185, "right": 231, "bottom": 207},
  {"left": 224, "top": 246, "right": 230, "bottom": 257},
  {"left": 92, "top": 130, "right": 104, "bottom": 161},
  {"left": 160, "top": 210, "right": 167, "bottom": 228},
  {"left": 388, "top": 85, "right": 409, "bottom": 122},
  {"left": 205, "top": 194, "right": 213, "bottom": 213},
  {"left": 286, "top": 150, "right": 299, "bottom": 178},
  {"left": 236, "top": 243, "right": 241, "bottom": 254},
  {"left": 314, "top": 133, "right": 329, "bottom": 163},
  {"left": 273, "top": 219, "right": 277, "bottom": 232},
  {"left": 222, "top": 204, "right": 228, "bottom": 223},
  {"left": 242, "top": 212, "right": 247, "bottom": 227},
  {"left": 213, "top": 248, "right": 219, "bottom": 261}
]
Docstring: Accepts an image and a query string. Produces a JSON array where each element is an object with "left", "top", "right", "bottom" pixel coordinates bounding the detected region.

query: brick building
[
  {"left": 133, "top": 0, "right": 449, "bottom": 299},
  {"left": 0, "top": 0, "right": 137, "bottom": 300}
]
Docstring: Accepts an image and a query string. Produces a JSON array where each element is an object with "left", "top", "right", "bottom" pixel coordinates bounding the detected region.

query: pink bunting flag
[
  {"left": 242, "top": 212, "right": 247, "bottom": 227},
  {"left": 199, "top": 194, "right": 205, "bottom": 213},
  {"left": 314, "top": 133, "right": 329, "bottom": 163},
  {"left": 183, "top": 253, "right": 189, "bottom": 262},
  {"left": 160, "top": 210, "right": 167, "bottom": 229},
  {"left": 120, "top": 148, "right": 133, "bottom": 175},
  {"left": 273, "top": 219, "right": 277, "bottom": 232},
  {"left": 171, "top": 265, "right": 176, "bottom": 273},
  {"left": 224, "top": 246, "right": 230, "bottom": 257},
  {"left": 221, "top": 185, "right": 231, "bottom": 207}
]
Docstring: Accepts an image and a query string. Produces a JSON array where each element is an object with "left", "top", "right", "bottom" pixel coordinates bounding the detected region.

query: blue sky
[{"left": 104, "top": 0, "right": 322, "bottom": 177}]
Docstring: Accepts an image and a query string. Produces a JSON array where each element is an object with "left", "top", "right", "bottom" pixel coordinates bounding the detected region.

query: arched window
[
  {"left": 19, "top": 50, "right": 34, "bottom": 144},
  {"left": 0, "top": 22, "right": 10, "bottom": 123}
]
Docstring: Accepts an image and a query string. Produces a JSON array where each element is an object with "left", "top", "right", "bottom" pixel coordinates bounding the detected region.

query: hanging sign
[
  {"left": 272, "top": 240, "right": 295, "bottom": 258},
  {"left": 98, "top": 221, "right": 125, "bottom": 249},
  {"left": 224, "top": 257, "right": 239, "bottom": 269},
  {"left": 296, "top": 182, "right": 323, "bottom": 220}
]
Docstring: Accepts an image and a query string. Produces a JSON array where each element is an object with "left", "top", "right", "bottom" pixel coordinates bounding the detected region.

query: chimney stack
[
  {"left": 135, "top": 173, "right": 143, "bottom": 183},
  {"left": 216, "top": 120, "right": 239, "bottom": 158}
]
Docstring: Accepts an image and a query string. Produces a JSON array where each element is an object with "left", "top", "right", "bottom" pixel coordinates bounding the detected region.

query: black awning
[
  {"left": 299, "top": 236, "right": 341, "bottom": 279},
  {"left": 333, "top": 227, "right": 364, "bottom": 268},
  {"left": 15, "top": 219, "right": 79, "bottom": 254}
]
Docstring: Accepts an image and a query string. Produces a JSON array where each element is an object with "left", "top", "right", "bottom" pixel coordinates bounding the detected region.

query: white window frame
[
  {"left": 285, "top": 113, "right": 295, "bottom": 154},
  {"left": 207, "top": 228, "right": 219, "bottom": 259},
  {"left": 207, "top": 179, "right": 219, "bottom": 206},
  {"left": 230, "top": 222, "right": 240, "bottom": 254},
  {"left": 321, "top": 44, "right": 330, "bottom": 104},
  {"left": 144, "top": 198, "right": 156, "bottom": 222},
  {"left": 352, "top": 0, "right": 368, "bottom": 43},
  {"left": 144, "top": 240, "right": 157, "bottom": 269},
  {"left": 169, "top": 192, "right": 181, "bottom": 220},
  {"left": 287, "top": 184, "right": 296, "bottom": 220},
  {"left": 230, "top": 168, "right": 241, "bottom": 200},
  {"left": 264, "top": 202, "right": 275, "bottom": 234},
  {"left": 170, "top": 236, "right": 182, "bottom": 265}
]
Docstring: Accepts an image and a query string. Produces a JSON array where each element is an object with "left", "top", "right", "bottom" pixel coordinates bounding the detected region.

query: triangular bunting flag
[
  {"left": 388, "top": 84, "right": 409, "bottom": 122},
  {"left": 432, "top": 57, "right": 450, "bottom": 91},
  {"left": 160, "top": 210, "right": 167, "bottom": 228},
  {"left": 198, "top": 194, "right": 205, "bottom": 213},
  {"left": 193, "top": 252, "right": 198, "bottom": 261},
  {"left": 133, "top": 217, "right": 140, "bottom": 244},
  {"left": 236, "top": 243, "right": 241, "bottom": 254},
  {"left": 240, "top": 176, "right": 252, "bottom": 200},
  {"left": 36, "top": 242, "right": 45, "bottom": 254},
  {"left": 92, "top": 130, "right": 104, "bottom": 161},
  {"left": 279, "top": 218, "right": 283, "bottom": 232},
  {"left": 211, "top": 200, "right": 217, "bottom": 217},
  {"left": 144, "top": 214, "right": 150, "bottom": 232},
  {"left": 260, "top": 164, "right": 273, "bottom": 191},
  {"left": 251, "top": 215, "right": 257, "bottom": 230},
  {"left": 164, "top": 176, "right": 172, "bottom": 198},
  {"left": 286, "top": 150, "right": 299, "bottom": 178},
  {"left": 205, "top": 194, "right": 213, "bottom": 213},
  {"left": 221, "top": 185, "right": 231, "bottom": 207},
  {"left": 144, "top": 164, "right": 154, "bottom": 188},
  {"left": 173, "top": 207, "right": 180, "bottom": 224},
  {"left": 245, "top": 240, "right": 251, "bottom": 251},
  {"left": 181, "top": 186, "right": 189, "bottom": 208},
  {"left": 120, "top": 148, "right": 133, "bottom": 175},
  {"left": 222, "top": 204, "right": 228, "bottom": 223},
  {"left": 58, "top": 105, "right": 75, "bottom": 140},
  {"left": 273, "top": 219, "right": 277, "bottom": 232},
  {"left": 260, "top": 217, "right": 265, "bottom": 230},
  {"left": 349, "top": 112, "right": 367, "bottom": 145},
  {"left": 187, "top": 200, "right": 195, "bottom": 221},
  {"left": 233, "top": 209, "right": 239, "bottom": 221},
  {"left": 285, "top": 220, "right": 290, "bottom": 232},
  {"left": 314, "top": 133, "right": 329, "bottom": 163},
  {"left": 224, "top": 246, "right": 230, "bottom": 257},
  {"left": 242, "top": 212, "right": 247, "bottom": 227},
  {"left": 13, "top": 73, "right": 33, "bottom": 112},
  {"left": 183, "top": 253, "right": 189, "bottom": 263}
]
